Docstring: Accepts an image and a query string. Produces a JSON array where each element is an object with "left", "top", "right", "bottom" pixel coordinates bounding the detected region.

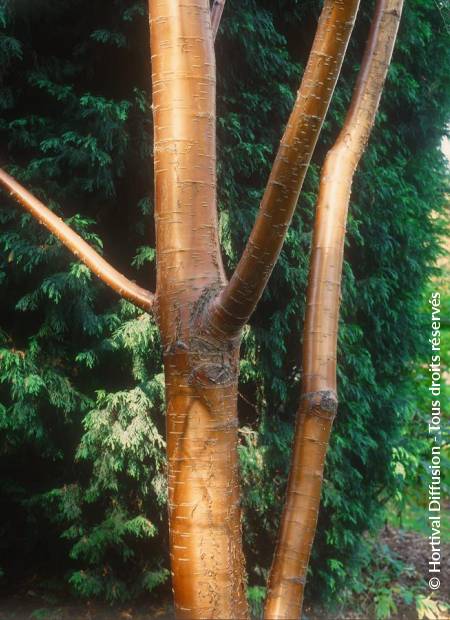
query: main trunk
[
  {"left": 163, "top": 336, "right": 247, "bottom": 618},
  {"left": 149, "top": 0, "right": 248, "bottom": 617}
]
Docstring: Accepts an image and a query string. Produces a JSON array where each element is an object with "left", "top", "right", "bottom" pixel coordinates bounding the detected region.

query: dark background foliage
[{"left": 0, "top": 0, "right": 448, "bottom": 607}]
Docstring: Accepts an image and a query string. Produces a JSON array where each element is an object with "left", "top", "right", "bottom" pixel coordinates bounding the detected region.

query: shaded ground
[
  {"left": 382, "top": 526, "right": 449, "bottom": 605},
  {"left": 305, "top": 526, "right": 449, "bottom": 620},
  {"left": 0, "top": 600, "right": 174, "bottom": 620},
  {"left": 0, "top": 527, "right": 448, "bottom": 620}
]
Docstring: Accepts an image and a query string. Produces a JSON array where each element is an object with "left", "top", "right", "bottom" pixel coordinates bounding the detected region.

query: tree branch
[
  {"left": 211, "top": 0, "right": 226, "bottom": 40},
  {"left": 264, "top": 0, "right": 404, "bottom": 617},
  {"left": 0, "top": 168, "right": 155, "bottom": 312},
  {"left": 206, "top": 0, "right": 360, "bottom": 337}
]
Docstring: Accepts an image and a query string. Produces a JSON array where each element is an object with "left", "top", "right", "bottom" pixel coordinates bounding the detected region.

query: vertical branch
[
  {"left": 150, "top": 0, "right": 226, "bottom": 337},
  {"left": 264, "top": 1, "right": 404, "bottom": 618},
  {"left": 211, "top": 0, "right": 226, "bottom": 40},
  {"left": 206, "top": 0, "right": 360, "bottom": 338}
]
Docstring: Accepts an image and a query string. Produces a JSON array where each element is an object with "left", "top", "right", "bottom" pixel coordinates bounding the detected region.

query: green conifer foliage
[
  {"left": 0, "top": 0, "right": 448, "bottom": 605},
  {"left": 0, "top": 0, "right": 166, "bottom": 600}
]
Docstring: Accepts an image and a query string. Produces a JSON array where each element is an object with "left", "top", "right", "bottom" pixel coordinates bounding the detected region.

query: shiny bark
[
  {"left": 264, "top": 1, "right": 403, "bottom": 618},
  {"left": 207, "top": 0, "right": 360, "bottom": 337},
  {"left": 148, "top": 0, "right": 358, "bottom": 614},
  {"left": 0, "top": 168, "right": 154, "bottom": 312},
  {"left": 0, "top": 0, "right": 393, "bottom": 616},
  {"left": 149, "top": 0, "right": 247, "bottom": 617}
]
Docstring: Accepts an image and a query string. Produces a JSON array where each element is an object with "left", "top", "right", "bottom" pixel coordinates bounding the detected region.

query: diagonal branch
[
  {"left": 206, "top": 0, "right": 360, "bottom": 337},
  {"left": 264, "top": 0, "right": 404, "bottom": 617},
  {"left": 211, "top": 0, "right": 226, "bottom": 40},
  {"left": 0, "top": 168, "right": 155, "bottom": 312}
]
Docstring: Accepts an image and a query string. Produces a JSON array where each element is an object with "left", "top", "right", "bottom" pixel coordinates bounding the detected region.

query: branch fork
[{"left": 0, "top": 0, "right": 404, "bottom": 617}]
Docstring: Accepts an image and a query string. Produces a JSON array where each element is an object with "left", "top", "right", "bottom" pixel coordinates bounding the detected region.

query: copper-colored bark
[
  {"left": 1, "top": 0, "right": 400, "bottom": 615},
  {"left": 264, "top": 1, "right": 403, "bottom": 617},
  {"left": 207, "top": 0, "right": 360, "bottom": 337},
  {"left": 149, "top": 0, "right": 247, "bottom": 617},
  {"left": 211, "top": 0, "right": 226, "bottom": 40},
  {"left": 0, "top": 168, "right": 154, "bottom": 312}
]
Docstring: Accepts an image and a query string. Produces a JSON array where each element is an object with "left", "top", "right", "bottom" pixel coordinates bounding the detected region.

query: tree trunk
[
  {"left": 0, "top": 0, "right": 359, "bottom": 613},
  {"left": 0, "top": 0, "right": 404, "bottom": 616},
  {"left": 149, "top": 0, "right": 248, "bottom": 617}
]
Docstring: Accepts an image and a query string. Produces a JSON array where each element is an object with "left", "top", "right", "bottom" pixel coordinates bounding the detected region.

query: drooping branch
[
  {"left": 211, "top": 0, "right": 226, "bottom": 40},
  {"left": 0, "top": 168, "right": 155, "bottom": 312},
  {"left": 206, "top": 0, "right": 360, "bottom": 337},
  {"left": 264, "top": 0, "right": 404, "bottom": 617}
]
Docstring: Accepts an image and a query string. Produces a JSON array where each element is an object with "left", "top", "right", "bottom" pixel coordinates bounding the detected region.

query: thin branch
[
  {"left": 206, "top": 0, "right": 360, "bottom": 338},
  {"left": 211, "top": 0, "right": 226, "bottom": 40},
  {"left": 264, "top": 0, "right": 404, "bottom": 617},
  {"left": 0, "top": 168, "right": 155, "bottom": 312}
]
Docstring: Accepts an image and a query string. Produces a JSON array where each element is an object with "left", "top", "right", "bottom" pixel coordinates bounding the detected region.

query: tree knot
[{"left": 300, "top": 389, "right": 338, "bottom": 420}]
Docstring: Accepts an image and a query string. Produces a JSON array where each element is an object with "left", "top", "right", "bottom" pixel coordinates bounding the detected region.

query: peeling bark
[{"left": 264, "top": 1, "right": 404, "bottom": 617}]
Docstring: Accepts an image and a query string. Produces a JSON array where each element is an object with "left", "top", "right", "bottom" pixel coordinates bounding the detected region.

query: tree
[{"left": 0, "top": 0, "right": 429, "bottom": 617}]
